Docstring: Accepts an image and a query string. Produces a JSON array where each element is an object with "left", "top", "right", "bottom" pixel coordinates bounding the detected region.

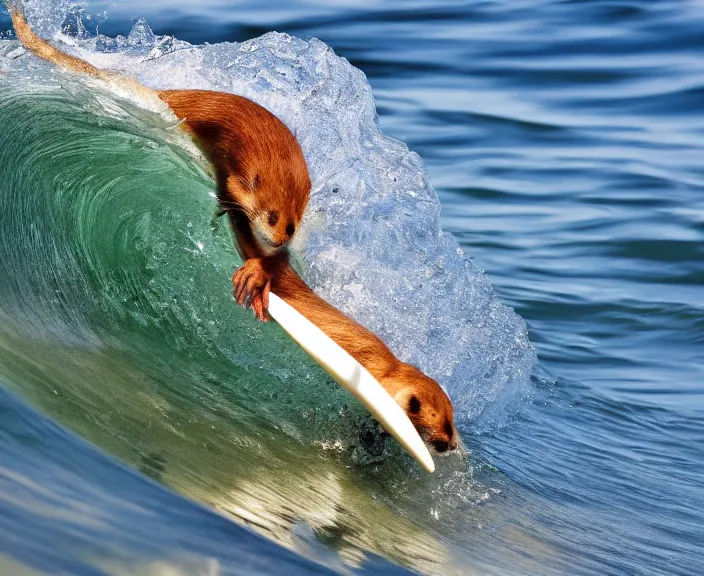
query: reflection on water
[
  {"left": 216, "top": 467, "right": 447, "bottom": 572},
  {"left": 0, "top": 386, "right": 342, "bottom": 576}
]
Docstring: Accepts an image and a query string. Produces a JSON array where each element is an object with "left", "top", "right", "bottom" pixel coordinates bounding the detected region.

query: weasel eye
[
  {"left": 268, "top": 210, "right": 280, "bottom": 226},
  {"left": 408, "top": 395, "right": 421, "bottom": 414},
  {"left": 286, "top": 222, "right": 295, "bottom": 237}
]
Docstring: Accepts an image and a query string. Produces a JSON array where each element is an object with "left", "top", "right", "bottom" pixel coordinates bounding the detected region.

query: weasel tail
[{"left": 7, "top": 2, "right": 158, "bottom": 100}]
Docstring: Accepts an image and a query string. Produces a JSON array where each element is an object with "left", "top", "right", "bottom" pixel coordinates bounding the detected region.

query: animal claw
[{"left": 232, "top": 259, "right": 272, "bottom": 320}]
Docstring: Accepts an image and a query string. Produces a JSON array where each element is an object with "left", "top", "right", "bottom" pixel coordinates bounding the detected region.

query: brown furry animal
[
  {"left": 234, "top": 255, "right": 459, "bottom": 453},
  {"left": 8, "top": 3, "right": 310, "bottom": 269}
]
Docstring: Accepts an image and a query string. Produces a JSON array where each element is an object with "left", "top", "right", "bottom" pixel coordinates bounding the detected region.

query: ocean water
[{"left": 0, "top": 1, "right": 702, "bottom": 575}]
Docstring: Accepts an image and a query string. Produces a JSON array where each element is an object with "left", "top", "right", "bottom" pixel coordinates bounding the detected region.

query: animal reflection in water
[{"left": 212, "top": 467, "right": 451, "bottom": 573}]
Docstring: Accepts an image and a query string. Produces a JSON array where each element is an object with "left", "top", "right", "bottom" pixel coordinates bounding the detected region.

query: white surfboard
[{"left": 267, "top": 293, "right": 435, "bottom": 473}]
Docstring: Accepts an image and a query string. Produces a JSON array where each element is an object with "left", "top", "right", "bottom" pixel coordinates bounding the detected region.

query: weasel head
[
  {"left": 386, "top": 364, "right": 459, "bottom": 454},
  {"left": 223, "top": 122, "right": 311, "bottom": 255}
]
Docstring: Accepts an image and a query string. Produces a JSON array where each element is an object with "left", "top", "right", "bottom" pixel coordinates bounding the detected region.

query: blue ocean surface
[{"left": 0, "top": 1, "right": 702, "bottom": 575}]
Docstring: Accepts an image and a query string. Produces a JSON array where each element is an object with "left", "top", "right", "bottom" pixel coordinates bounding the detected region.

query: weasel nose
[{"left": 432, "top": 440, "right": 449, "bottom": 453}]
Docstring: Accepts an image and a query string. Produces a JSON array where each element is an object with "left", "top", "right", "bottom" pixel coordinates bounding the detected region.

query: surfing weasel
[
  {"left": 10, "top": 4, "right": 458, "bottom": 449},
  {"left": 7, "top": 3, "right": 311, "bottom": 269},
  {"left": 234, "top": 256, "right": 459, "bottom": 453}
]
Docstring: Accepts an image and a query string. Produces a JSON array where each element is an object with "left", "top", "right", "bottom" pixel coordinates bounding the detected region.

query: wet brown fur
[
  {"left": 234, "top": 256, "right": 458, "bottom": 452},
  {"left": 8, "top": 4, "right": 311, "bottom": 259}
]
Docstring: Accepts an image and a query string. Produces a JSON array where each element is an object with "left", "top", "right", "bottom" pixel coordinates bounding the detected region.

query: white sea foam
[{"left": 10, "top": 2, "right": 536, "bottom": 423}]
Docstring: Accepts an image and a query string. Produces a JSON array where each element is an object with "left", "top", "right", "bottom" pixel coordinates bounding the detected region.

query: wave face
[{"left": 0, "top": 1, "right": 535, "bottom": 574}]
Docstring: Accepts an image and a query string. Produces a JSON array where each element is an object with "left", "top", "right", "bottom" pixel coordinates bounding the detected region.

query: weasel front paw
[{"left": 232, "top": 259, "right": 271, "bottom": 322}]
